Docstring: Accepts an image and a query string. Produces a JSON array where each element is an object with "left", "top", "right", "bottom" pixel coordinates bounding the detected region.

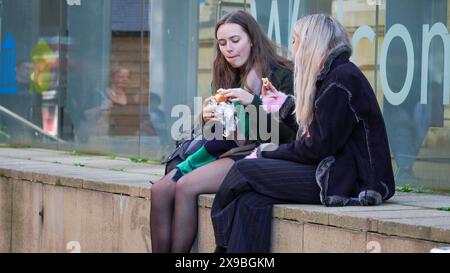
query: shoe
[{"left": 359, "top": 190, "right": 382, "bottom": 206}]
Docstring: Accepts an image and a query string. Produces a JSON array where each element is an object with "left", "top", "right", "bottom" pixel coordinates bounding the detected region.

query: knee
[
  {"left": 175, "top": 177, "right": 194, "bottom": 199},
  {"left": 175, "top": 177, "right": 190, "bottom": 197},
  {"left": 150, "top": 184, "right": 163, "bottom": 206},
  {"left": 150, "top": 180, "right": 163, "bottom": 197},
  {"left": 151, "top": 178, "right": 174, "bottom": 201}
]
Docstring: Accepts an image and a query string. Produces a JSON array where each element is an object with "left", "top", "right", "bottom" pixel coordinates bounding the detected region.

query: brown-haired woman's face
[{"left": 217, "top": 23, "right": 252, "bottom": 68}]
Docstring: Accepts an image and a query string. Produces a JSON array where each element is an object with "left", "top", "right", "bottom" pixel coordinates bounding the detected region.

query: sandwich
[
  {"left": 215, "top": 89, "right": 228, "bottom": 103},
  {"left": 262, "top": 77, "right": 271, "bottom": 90}
]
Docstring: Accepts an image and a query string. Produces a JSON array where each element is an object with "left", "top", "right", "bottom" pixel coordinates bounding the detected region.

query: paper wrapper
[{"left": 209, "top": 97, "right": 238, "bottom": 138}]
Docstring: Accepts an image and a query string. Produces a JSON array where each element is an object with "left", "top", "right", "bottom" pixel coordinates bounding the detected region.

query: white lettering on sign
[
  {"left": 337, "top": 0, "right": 344, "bottom": 23},
  {"left": 66, "top": 0, "right": 81, "bottom": 6},
  {"left": 254, "top": 2, "right": 450, "bottom": 106},
  {"left": 267, "top": 0, "right": 281, "bottom": 46},
  {"left": 351, "top": 25, "right": 375, "bottom": 63},
  {"left": 248, "top": 0, "right": 257, "bottom": 18},
  {"left": 421, "top": 23, "right": 450, "bottom": 105},
  {"left": 288, "top": 0, "right": 301, "bottom": 49},
  {"left": 380, "top": 24, "right": 415, "bottom": 106}
]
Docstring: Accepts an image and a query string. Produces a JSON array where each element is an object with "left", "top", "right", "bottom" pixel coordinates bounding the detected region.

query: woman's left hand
[{"left": 219, "top": 88, "right": 254, "bottom": 105}]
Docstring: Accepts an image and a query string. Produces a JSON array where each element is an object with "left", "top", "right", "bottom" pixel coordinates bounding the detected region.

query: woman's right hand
[
  {"left": 261, "top": 84, "right": 288, "bottom": 113},
  {"left": 202, "top": 97, "right": 218, "bottom": 123}
]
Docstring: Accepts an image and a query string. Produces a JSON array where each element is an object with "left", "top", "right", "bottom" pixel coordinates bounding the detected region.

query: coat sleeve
[{"left": 261, "top": 83, "right": 358, "bottom": 164}]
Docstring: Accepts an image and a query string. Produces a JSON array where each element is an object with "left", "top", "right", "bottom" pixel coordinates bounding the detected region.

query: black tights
[{"left": 150, "top": 158, "right": 235, "bottom": 253}]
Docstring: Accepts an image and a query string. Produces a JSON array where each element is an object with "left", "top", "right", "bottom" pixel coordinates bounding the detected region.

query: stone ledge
[
  {"left": 198, "top": 193, "right": 450, "bottom": 245},
  {"left": 1, "top": 147, "right": 450, "bottom": 252},
  {"left": 0, "top": 148, "right": 161, "bottom": 198},
  {"left": 0, "top": 163, "right": 153, "bottom": 198}
]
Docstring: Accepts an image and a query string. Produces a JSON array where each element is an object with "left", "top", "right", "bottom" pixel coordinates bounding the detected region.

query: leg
[
  {"left": 175, "top": 140, "right": 237, "bottom": 180},
  {"left": 211, "top": 191, "right": 282, "bottom": 252},
  {"left": 150, "top": 169, "right": 177, "bottom": 253},
  {"left": 215, "top": 158, "right": 321, "bottom": 208},
  {"left": 211, "top": 158, "right": 321, "bottom": 252},
  {"left": 228, "top": 192, "right": 280, "bottom": 253},
  {"left": 170, "top": 158, "right": 235, "bottom": 253}
]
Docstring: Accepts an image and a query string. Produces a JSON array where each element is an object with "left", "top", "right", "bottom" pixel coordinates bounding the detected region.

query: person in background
[{"left": 109, "top": 66, "right": 131, "bottom": 106}]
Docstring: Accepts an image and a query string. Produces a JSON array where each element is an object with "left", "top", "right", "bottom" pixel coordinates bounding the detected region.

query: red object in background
[{"left": 42, "top": 103, "right": 58, "bottom": 136}]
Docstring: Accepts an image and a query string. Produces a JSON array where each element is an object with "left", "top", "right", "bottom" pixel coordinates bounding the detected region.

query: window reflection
[{"left": 0, "top": 0, "right": 449, "bottom": 191}]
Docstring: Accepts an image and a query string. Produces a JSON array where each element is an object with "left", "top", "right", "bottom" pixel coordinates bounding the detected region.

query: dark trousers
[{"left": 211, "top": 158, "right": 321, "bottom": 253}]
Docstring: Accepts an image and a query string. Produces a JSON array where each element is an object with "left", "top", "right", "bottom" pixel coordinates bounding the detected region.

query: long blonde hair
[{"left": 293, "top": 14, "right": 351, "bottom": 131}]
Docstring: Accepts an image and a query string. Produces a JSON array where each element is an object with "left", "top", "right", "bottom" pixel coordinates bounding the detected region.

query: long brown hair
[{"left": 212, "top": 10, "right": 292, "bottom": 93}]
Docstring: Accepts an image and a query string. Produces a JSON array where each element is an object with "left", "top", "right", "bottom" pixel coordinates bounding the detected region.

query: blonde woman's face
[
  {"left": 217, "top": 23, "right": 252, "bottom": 68},
  {"left": 291, "top": 34, "right": 300, "bottom": 60}
]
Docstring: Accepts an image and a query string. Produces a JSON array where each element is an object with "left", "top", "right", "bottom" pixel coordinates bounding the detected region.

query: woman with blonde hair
[{"left": 211, "top": 14, "right": 395, "bottom": 253}]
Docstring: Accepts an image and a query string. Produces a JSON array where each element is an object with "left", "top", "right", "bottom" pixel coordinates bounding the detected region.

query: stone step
[
  {"left": 195, "top": 194, "right": 450, "bottom": 253},
  {"left": 1, "top": 147, "right": 449, "bottom": 253}
]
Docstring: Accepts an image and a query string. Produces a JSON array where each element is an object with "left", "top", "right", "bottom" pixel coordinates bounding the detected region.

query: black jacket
[{"left": 261, "top": 45, "right": 395, "bottom": 206}]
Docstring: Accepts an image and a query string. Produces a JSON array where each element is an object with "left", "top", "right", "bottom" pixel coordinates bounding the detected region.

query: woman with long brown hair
[{"left": 150, "top": 10, "right": 297, "bottom": 253}]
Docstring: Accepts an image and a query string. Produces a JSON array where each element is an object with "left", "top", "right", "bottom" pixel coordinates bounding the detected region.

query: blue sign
[{"left": 0, "top": 32, "right": 17, "bottom": 94}]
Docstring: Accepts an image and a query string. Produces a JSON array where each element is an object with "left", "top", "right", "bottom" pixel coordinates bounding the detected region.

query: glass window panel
[
  {"left": 382, "top": 0, "right": 450, "bottom": 191},
  {"left": 1, "top": 0, "right": 449, "bottom": 191},
  {"left": 0, "top": 0, "right": 62, "bottom": 150},
  {"left": 0, "top": 0, "right": 149, "bottom": 157},
  {"left": 144, "top": 0, "right": 200, "bottom": 159},
  {"left": 61, "top": 0, "right": 148, "bottom": 156}
]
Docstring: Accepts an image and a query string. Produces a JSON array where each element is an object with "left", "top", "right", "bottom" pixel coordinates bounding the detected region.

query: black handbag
[{"left": 161, "top": 128, "right": 207, "bottom": 175}]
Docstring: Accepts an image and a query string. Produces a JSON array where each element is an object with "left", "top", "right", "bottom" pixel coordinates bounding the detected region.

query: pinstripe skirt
[{"left": 211, "top": 158, "right": 321, "bottom": 253}]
